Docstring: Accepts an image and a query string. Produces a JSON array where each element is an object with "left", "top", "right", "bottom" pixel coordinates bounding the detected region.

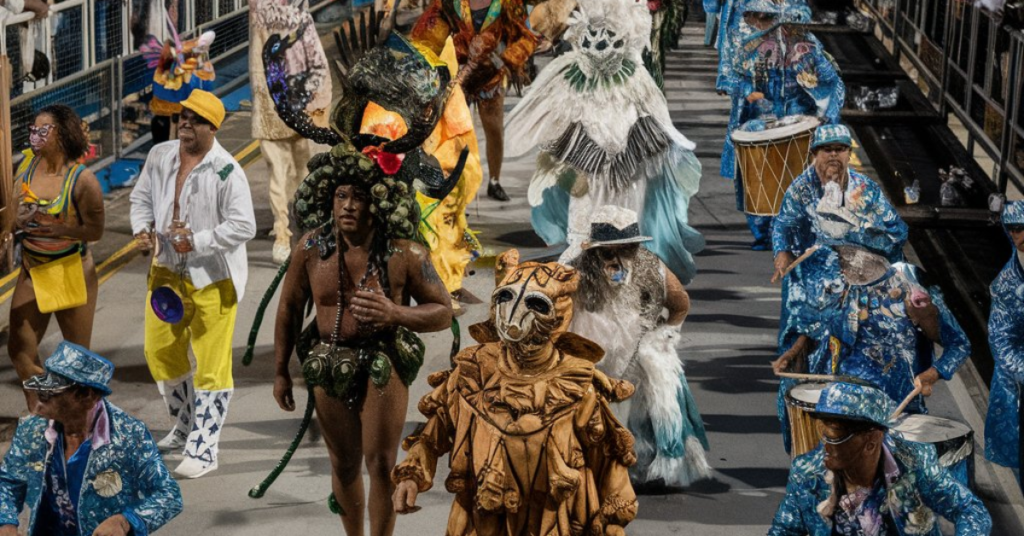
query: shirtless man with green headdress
[{"left": 264, "top": 25, "right": 458, "bottom": 536}]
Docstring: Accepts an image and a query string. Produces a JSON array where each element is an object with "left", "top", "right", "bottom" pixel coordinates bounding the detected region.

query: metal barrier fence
[
  {"left": 1, "top": 0, "right": 337, "bottom": 176},
  {"left": 858, "top": 0, "right": 1024, "bottom": 195}
]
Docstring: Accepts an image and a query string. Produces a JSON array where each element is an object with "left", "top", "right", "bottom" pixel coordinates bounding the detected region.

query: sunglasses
[
  {"left": 1007, "top": 225, "right": 1024, "bottom": 233},
  {"left": 820, "top": 428, "right": 868, "bottom": 445},
  {"left": 28, "top": 124, "right": 56, "bottom": 137},
  {"left": 36, "top": 387, "right": 73, "bottom": 401}
]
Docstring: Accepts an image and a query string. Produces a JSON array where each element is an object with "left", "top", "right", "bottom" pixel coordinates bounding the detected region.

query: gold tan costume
[{"left": 392, "top": 251, "right": 638, "bottom": 535}]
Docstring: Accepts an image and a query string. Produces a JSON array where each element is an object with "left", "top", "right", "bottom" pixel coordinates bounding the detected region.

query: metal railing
[
  {"left": 0, "top": 0, "right": 343, "bottom": 174},
  {"left": 858, "top": 0, "right": 1024, "bottom": 195}
]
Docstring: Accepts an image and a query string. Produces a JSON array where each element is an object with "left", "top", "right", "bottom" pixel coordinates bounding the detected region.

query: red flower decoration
[
  {"left": 648, "top": 0, "right": 662, "bottom": 11},
  {"left": 361, "top": 146, "right": 405, "bottom": 175}
]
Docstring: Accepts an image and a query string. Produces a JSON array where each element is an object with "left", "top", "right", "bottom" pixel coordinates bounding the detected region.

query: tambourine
[{"left": 150, "top": 286, "right": 194, "bottom": 324}]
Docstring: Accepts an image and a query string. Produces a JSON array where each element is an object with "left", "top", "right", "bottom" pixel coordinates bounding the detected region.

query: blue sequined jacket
[
  {"left": 773, "top": 166, "right": 908, "bottom": 351},
  {"left": 984, "top": 210, "right": 1024, "bottom": 468},
  {"left": 721, "top": 24, "right": 844, "bottom": 178},
  {"left": 0, "top": 400, "right": 182, "bottom": 535},
  {"left": 769, "top": 436, "right": 991, "bottom": 535},
  {"left": 706, "top": 0, "right": 747, "bottom": 93}
]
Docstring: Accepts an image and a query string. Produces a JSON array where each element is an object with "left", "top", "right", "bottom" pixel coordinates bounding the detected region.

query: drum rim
[
  {"left": 890, "top": 414, "right": 973, "bottom": 438},
  {"left": 784, "top": 381, "right": 831, "bottom": 410},
  {"left": 731, "top": 115, "right": 821, "bottom": 143}
]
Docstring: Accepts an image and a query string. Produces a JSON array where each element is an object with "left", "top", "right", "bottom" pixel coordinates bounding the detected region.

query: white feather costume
[
  {"left": 570, "top": 242, "right": 712, "bottom": 487},
  {"left": 505, "top": 0, "right": 705, "bottom": 284}
]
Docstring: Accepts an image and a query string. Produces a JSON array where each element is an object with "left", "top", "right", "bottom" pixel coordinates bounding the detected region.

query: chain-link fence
[{"left": 858, "top": 0, "right": 1024, "bottom": 195}]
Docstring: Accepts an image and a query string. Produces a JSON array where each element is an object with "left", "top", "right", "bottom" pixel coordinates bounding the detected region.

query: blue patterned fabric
[
  {"left": 802, "top": 265, "right": 970, "bottom": 414},
  {"left": 811, "top": 123, "right": 852, "bottom": 149},
  {"left": 721, "top": 27, "right": 844, "bottom": 180},
  {"left": 36, "top": 433, "right": 93, "bottom": 536},
  {"left": 771, "top": 167, "right": 909, "bottom": 451},
  {"left": 813, "top": 381, "right": 895, "bottom": 428},
  {"left": 714, "top": 0, "right": 751, "bottom": 93},
  {"left": 41, "top": 342, "right": 115, "bottom": 395},
  {"left": 0, "top": 401, "right": 182, "bottom": 535},
  {"left": 773, "top": 166, "right": 908, "bottom": 349},
  {"left": 984, "top": 201, "right": 1024, "bottom": 468},
  {"left": 769, "top": 436, "right": 992, "bottom": 535}
]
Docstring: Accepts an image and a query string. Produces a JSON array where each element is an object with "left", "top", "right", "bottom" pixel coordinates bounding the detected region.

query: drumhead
[
  {"left": 891, "top": 414, "right": 972, "bottom": 444},
  {"left": 731, "top": 115, "right": 821, "bottom": 143},
  {"left": 785, "top": 381, "right": 830, "bottom": 409}
]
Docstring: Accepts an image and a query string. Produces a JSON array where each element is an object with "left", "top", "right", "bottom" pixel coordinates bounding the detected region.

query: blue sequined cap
[
  {"left": 1004, "top": 200, "right": 1024, "bottom": 227},
  {"left": 43, "top": 341, "right": 115, "bottom": 395},
  {"left": 812, "top": 382, "right": 894, "bottom": 429},
  {"left": 811, "top": 124, "right": 853, "bottom": 150}
]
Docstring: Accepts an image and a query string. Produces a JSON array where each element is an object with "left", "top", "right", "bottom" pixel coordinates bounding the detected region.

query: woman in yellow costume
[
  {"left": 356, "top": 31, "right": 483, "bottom": 302},
  {"left": 416, "top": 39, "right": 484, "bottom": 305}
]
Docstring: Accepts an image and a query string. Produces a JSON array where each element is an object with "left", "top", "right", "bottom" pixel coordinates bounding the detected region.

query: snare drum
[
  {"left": 732, "top": 115, "right": 820, "bottom": 216},
  {"left": 785, "top": 381, "right": 829, "bottom": 458},
  {"left": 891, "top": 414, "right": 974, "bottom": 489}
]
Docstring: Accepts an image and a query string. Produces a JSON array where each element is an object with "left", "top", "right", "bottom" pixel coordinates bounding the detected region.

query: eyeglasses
[
  {"left": 820, "top": 428, "right": 867, "bottom": 445},
  {"left": 36, "top": 387, "right": 73, "bottom": 401},
  {"left": 28, "top": 124, "right": 55, "bottom": 137}
]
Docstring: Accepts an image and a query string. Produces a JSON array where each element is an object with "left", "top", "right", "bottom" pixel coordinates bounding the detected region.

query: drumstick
[
  {"left": 782, "top": 245, "right": 821, "bottom": 278},
  {"left": 775, "top": 371, "right": 838, "bottom": 381},
  {"left": 889, "top": 385, "right": 923, "bottom": 421}
]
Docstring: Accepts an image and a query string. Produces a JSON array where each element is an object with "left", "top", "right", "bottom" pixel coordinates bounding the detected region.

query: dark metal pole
[
  {"left": 996, "top": 34, "right": 1022, "bottom": 195},
  {"left": 938, "top": 0, "right": 954, "bottom": 115}
]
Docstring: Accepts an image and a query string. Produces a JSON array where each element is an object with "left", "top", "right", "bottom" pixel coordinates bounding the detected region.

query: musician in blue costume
[
  {"left": 984, "top": 200, "right": 1024, "bottom": 469},
  {"left": 774, "top": 237, "right": 971, "bottom": 421},
  {"left": 724, "top": 0, "right": 844, "bottom": 250},
  {"left": 769, "top": 382, "right": 991, "bottom": 536},
  {"left": 707, "top": 0, "right": 753, "bottom": 94},
  {"left": 770, "top": 124, "right": 908, "bottom": 452}
]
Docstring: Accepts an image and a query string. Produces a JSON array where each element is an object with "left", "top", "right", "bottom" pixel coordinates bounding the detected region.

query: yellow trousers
[{"left": 144, "top": 266, "right": 237, "bottom": 391}]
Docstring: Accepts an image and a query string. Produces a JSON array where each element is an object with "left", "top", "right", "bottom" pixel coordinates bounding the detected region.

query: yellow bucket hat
[{"left": 180, "top": 89, "right": 226, "bottom": 129}]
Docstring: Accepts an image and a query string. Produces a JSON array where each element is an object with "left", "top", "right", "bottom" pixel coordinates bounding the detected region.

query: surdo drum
[
  {"left": 891, "top": 414, "right": 975, "bottom": 489},
  {"left": 784, "top": 381, "right": 828, "bottom": 458},
  {"left": 732, "top": 115, "right": 820, "bottom": 216}
]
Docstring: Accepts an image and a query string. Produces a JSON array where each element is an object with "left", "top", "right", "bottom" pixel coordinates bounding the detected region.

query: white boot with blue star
[
  {"left": 157, "top": 376, "right": 195, "bottom": 452},
  {"left": 175, "top": 389, "right": 232, "bottom": 479}
]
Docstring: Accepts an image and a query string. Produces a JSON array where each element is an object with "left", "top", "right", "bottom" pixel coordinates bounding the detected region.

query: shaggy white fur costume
[{"left": 572, "top": 310, "right": 712, "bottom": 487}]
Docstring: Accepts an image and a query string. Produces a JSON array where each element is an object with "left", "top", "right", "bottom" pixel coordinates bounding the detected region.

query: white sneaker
[
  {"left": 156, "top": 378, "right": 194, "bottom": 453},
  {"left": 272, "top": 242, "right": 291, "bottom": 264},
  {"left": 174, "top": 457, "right": 218, "bottom": 479},
  {"left": 156, "top": 431, "right": 187, "bottom": 453}
]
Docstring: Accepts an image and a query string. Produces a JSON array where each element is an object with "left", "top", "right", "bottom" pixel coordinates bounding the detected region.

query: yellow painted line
[
  {"left": 0, "top": 279, "right": 16, "bottom": 304},
  {"left": 97, "top": 240, "right": 143, "bottom": 285},
  {"left": 0, "top": 268, "right": 19, "bottom": 288},
  {"left": 96, "top": 238, "right": 142, "bottom": 273},
  {"left": 236, "top": 140, "right": 261, "bottom": 168}
]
